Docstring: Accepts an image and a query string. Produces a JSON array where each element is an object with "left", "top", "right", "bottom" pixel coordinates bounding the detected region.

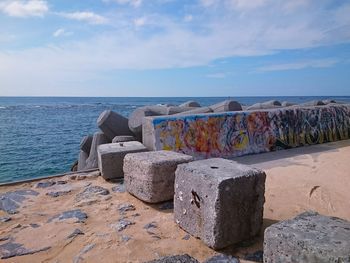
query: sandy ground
[{"left": 0, "top": 140, "right": 350, "bottom": 263}]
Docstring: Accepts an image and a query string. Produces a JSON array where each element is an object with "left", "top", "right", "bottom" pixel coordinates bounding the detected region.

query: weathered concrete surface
[
  {"left": 1, "top": 140, "right": 349, "bottom": 263},
  {"left": 174, "top": 158, "right": 266, "bottom": 249},
  {"left": 0, "top": 190, "right": 39, "bottom": 214},
  {"left": 98, "top": 142, "right": 148, "bottom": 180},
  {"left": 97, "top": 110, "right": 134, "bottom": 141},
  {"left": 112, "top": 135, "right": 137, "bottom": 143},
  {"left": 179, "top": 101, "right": 201, "bottom": 108},
  {"left": 247, "top": 100, "right": 281, "bottom": 110},
  {"left": 124, "top": 151, "right": 194, "bottom": 203},
  {"left": 85, "top": 132, "right": 110, "bottom": 169},
  {"left": 264, "top": 211, "right": 350, "bottom": 263},
  {"left": 77, "top": 150, "right": 88, "bottom": 171},
  {"left": 209, "top": 100, "right": 242, "bottom": 112},
  {"left": 80, "top": 135, "right": 93, "bottom": 154},
  {"left": 146, "top": 254, "right": 199, "bottom": 263},
  {"left": 143, "top": 104, "right": 350, "bottom": 158}
]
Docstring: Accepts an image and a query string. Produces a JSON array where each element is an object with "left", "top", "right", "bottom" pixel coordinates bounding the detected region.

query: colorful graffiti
[{"left": 149, "top": 105, "right": 350, "bottom": 159}]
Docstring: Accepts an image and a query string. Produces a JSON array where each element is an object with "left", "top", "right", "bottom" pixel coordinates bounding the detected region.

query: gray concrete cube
[
  {"left": 209, "top": 100, "right": 242, "bottom": 112},
  {"left": 124, "top": 150, "right": 194, "bottom": 203},
  {"left": 77, "top": 150, "right": 88, "bottom": 171},
  {"left": 85, "top": 131, "right": 110, "bottom": 169},
  {"left": 80, "top": 135, "right": 93, "bottom": 154},
  {"left": 264, "top": 211, "right": 350, "bottom": 263},
  {"left": 174, "top": 158, "right": 266, "bottom": 249},
  {"left": 97, "top": 141, "right": 148, "bottom": 180}
]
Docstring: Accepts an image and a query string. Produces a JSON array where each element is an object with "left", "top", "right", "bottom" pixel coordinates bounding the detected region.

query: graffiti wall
[{"left": 145, "top": 104, "right": 350, "bottom": 159}]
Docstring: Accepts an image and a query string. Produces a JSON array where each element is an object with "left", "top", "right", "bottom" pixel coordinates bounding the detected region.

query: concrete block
[
  {"left": 281, "top": 101, "right": 297, "bottom": 107},
  {"left": 299, "top": 100, "right": 325, "bottom": 107},
  {"left": 264, "top": 211, "right": 350, "bottom": 263},
  {"left": 77, "top": 150, "right": 88, "bottom": 171},
  {"left": 174, "top": 107, "right": 213, "bottom": 116},
  {"left": 80, "top": 135, "right": 93, "bottom": 154},
  {"left": 85, "top": 132, "right": 110, "bottom": 169},
  {"left": 179, "top": 101, "right": 201, "bottom": 108},
  {"left": 124, "top": 151, "right": 194, "bottom": 203},
  {"left": 112, "top": 135, "right": 137, "bottom": 143},
  {"left": 209, "top": 100, "right": 242, "bottom": 112},
  {"left": 97, "top": 110, "right": 134, "bottom": 141},
  {"left": 97, "top": 141, "right": 148, "bottom": 180},
  {"left": 247, "top": 100, "right": 282, "bottom": 110},
  {"left": 174, "top": 158, "right": 266, "bottom": 249},
  {"left": 166, "top": 106, "right": 195, "bottom": 115}
]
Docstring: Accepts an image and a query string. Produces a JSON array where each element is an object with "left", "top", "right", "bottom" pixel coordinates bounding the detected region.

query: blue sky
[{"left": 0, "top": 0, "right": 349, "bottom": 96}]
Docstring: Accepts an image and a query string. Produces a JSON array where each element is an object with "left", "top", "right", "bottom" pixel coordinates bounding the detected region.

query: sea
[{"left": 1, "top": 96, "right": 350, "bottom": 184}]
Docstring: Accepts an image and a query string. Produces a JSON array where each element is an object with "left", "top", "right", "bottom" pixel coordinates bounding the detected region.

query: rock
[
  {"left": 244, "top": 250, "right": 263, "bottom": 262},
  {"left": 124, "top": 150, "right": 193, "bottom": 203},
  {"left": 97, "top": 110, "right": 134, "bottom": 141},
  {"left": 144, "top": 222, "right": 157, "bottom": 229},
  {"left": 71, "top": 160, "right": 78, "bottom": 172},
  {"left": 182, "top": 234, "right": 190, "bottom": 240},
  {"left": 48, "top": 209, "right": 88, "bottom": 223},
  {"left": 85, "top": 131, "right": 110, "bottom": 169},
  {"left": 0, "top": 236, "right": 10, "bottom": 242},
  {"left": 158, "top": 201, "right": 174, "bottom": 210},
  {"left": 73, "top": 244, "right": 95, "bottom": 263},
  {"left": 121, "top": 235, "right": 131, "bottom": 242},
  {"left": 0, "top": 190, "right": 39, "bottom": 214},
  {"left": 281, "top": 101, "right": 297, "bottom": 107},
  {"left": 146, "top": 254, "right": 199, "bottom": 263},
  {"left": 36, "top": 181, "right": 56, "bottom": 188},
  {"left": 0, "top": 242, "right": 51, "bottom": 259},
  {"left": 204, "top": 254, "right": 240, "bottom": 263},
  {"left": 179, "top": 101, "right": 201, "bottom": 108},
  {"left": 77, "top": 150, "right": 89, "bottom": 171},
  {"left": 209, "top": 100, "right": 242, "bottom": 112},
  {"left": 111, "top": 184, "right": 125, "bottom": 193},
  {"left": 118, "top": 203, "right": 136, "bottom": 214},
  {"left": 29, "top": 223, "right": 40, "bottom": 228},
  {"left": 0, "top": 217, "right": 11, "bottom": 223},
  {"left": 80, "top": 135, "right": 93, "bottom": 154},
  {"left": 111, "top": 219, "right": 135, "bottom": 232},
  {"left": 174, "top": 158, "right": 266, "bottom": 249},
  {"left": 67, "top": 229, "right": 84, "bottom": 239},
  {"left": 263, "top": 211, "right": 350, "bottom": 263},
  {"left": 46, "top": 190, "right": 71, "bottom": 198},
  {"left": 98, "top": 141, "right": 148, "bottom": 180},
  {"left": 76, "top": 186, "right": 110, "bottom": 202},
  {"left": 112, "top": 135, "right": 137, "bottom": 143}
]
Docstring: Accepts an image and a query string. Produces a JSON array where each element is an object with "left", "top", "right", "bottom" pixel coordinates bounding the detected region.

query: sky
[{"left": 0, "top": 0, "right": 350, "bottom": 97}]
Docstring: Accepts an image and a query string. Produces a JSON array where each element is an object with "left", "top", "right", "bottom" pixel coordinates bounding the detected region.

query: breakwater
[{"left": 143, "top": 104, "right": 350, "bottom": 158}]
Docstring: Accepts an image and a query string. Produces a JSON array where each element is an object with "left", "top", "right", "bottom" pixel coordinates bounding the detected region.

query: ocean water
[{"left": 1, "top": 96, "right": 349, "bottom": 184}]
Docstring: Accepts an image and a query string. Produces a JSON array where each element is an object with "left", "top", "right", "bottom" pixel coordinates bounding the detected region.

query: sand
[{"left": 0, "top": 140, "right": 349, "bottom": 263}]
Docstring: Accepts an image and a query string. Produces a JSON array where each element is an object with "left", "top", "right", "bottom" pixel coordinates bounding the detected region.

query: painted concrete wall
[{"left": 143, "top": 104, "right": 350, "bottom": 159}]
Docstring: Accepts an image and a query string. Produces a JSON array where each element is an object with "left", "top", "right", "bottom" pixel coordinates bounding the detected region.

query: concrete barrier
[
  {"left": 143, "top": 104, "right": 350, "bottom": 159},
  {"left": 77, "top": 150, "right": 88, "bottom": 171},
  {"left": 124, "top": 150, "right": 194, "bottom": 203},
  {"left": 264, "top": 211, "right": 350, "bottom": 263},
  {"left": 85, "top": 131, "right": 110, "bottom": 169},
  {"left": 174, "top": 158, "right": 266, "bottom": 249},
  {"left": 247, "top": 100, "right": 281, "bottom": 110},
  {"left": 112, "top": 135, "right": 137, "bottom": 143},
  {"left": 179, "top": 101, "right": 201, "bottom": 108},
  {"left": 97, "top": 110, "right": 134, "bottom": 141},
  {"left": 80, "top": 135, "right": 93, "bottom": 154},
  {"left": 209, "top": 100, "right": 242, "bottom": 112}
]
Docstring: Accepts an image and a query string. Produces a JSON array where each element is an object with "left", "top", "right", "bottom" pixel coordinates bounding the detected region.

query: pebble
[
  {"left": 0, "top": 242, "right": 51, "bottom": 259},
  {"left": 0, "top": 190, "right": 39, "bottom": 214},
  {"left": 244, "top": 250, "right": 263, "bottom": 262},
  {"left": 111, "top": 219, "right": 135, "bottom": 232},
  {"left": 29, "top": 223, "right": 40, "bottom": 228},
  {"left": 36, "top": 181, "right": 56, "bottom": 188},
  {"left": 73, "top": 244, "right": 95, "bottom": 263},
  {"left": 111, "top": 184, "right": 125, "bottom": 193},
  {"left": 46, "top": 190, "right": 71, "bottom": 198},
  {"left": 48, "top": 209, "right": 88, "bottom": 223},
  {"left": 182, "top": 234, "right": 190, "bottom": 240},
  {"left": 75, "top": 186, "right": 110, "bottom": 202},
  {"left": 144, "top": 222, "right": 157, "bottom": 229},
  {"left": 146, "top": 254, "right": 199, "bottom": 263},
  {"left": 203, "top": 254, "right": 240, "bottom": 263},
  {"left": 118, "top": 203, "right": 136, "bottom": 214},
  {"left": 0, "top": 216, "right": 11, "bottom": 223},
  {"left": 67, "top": 229, "right": 85, "bottom": 239}
]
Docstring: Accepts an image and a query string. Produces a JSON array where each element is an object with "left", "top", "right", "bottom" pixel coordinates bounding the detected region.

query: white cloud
[
  {"left": 0, "top": 0, "right": 48, "bottom": 17},
  {"left": 184, "top": 14, "right": 193, "bottom": 22},
  {"left": 258, "top": 59, "right": 339, "bottom": 72},
  {"left": 60, "top": 12, "right": 108, "bottom": 25},
  {"left": 103, "top": 0, "right": 142, "bottom": 8},
  {"left": 133, "top": 17, "right": 146, "bottom": 27},
  {"left": 228, "top": 0, "right": 268, "bottom": 10},
  {"left": 53, "top": 28, "right": 73, "bottom": 38}
]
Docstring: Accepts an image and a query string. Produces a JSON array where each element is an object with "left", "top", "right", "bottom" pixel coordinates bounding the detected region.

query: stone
[
  {"left": 299, "top": 100, "right": 325, "bottom": 107},
  {"left": 0, "top": 242, "right": 51, "bottom": 259},
  {"left": 29, "top": 223, "right": 40, "bottom": 228},
  {"left": 146, "top": 254, "right": 199, "bottom": 263},
  {"left": 112, "top": 135, "right": 137, "bottom": 143},
  {"left": 98, "top": 141, "right": 148, "bottom": 180},
  {"left": 121, "top": 235, "right": 131, "bottom": 242},
  {"left": 48, "top": 209, "right": 88, "bottom": 223},
  {"left": 73, "top": 244, "right": 95, "bottom": 263},
  {"left": 174, "top": 158, "right": 266, "bottom": 249},
  {"left": 80, "top": 135, "right": 93, "bottom": 154},
  {"left": 247, "top": 100, "right": 282, "bottom": 110},
  {"left": 0, "top": 190, "right": 39, "bottom": 214},
  {"left": 182, "top": 234, "right": 190, "bottom": 240},
  {"left": 209, "top": 100, "right": 242, "bottom": 112},
  {"left": 263, "top": 211, "right": 350, "bottom": 263},
  {"left": 118, "top": 203, "right": 136, "bottom": 214},
  {"left": 75, "top": 186, "right": 110, "bottom": 202},
  {"left": 36, "top": 181, "right": 56, "bottom": 188},
  {"left": 46, "top": 190, "right": 71, "bottom": 198},
  {"left": 85, "top": 131, "right": 110, "bottom": 169},
  {"left": 111, "top": 184, "right": 125, "bottom": 193},
  {"left": 281, "top": 101, "right": 297, "bottom": 107},
  {"left": 203, "top": 254, "right": 240, "bottom": 263},
  {"left": 179, "top": 101, "right": 201, "bottom": 108},
  {"left": 0, "top": 216, "right": 11, "bottom": 222},
  {"left": 144, "top": 222, "right": 157, "bottom": 229},
  {"left": 124, "top": 150, "right": 194, "bottom": 203},
  {"left": 97, "top": 110, "right": 134, "bottom": 141},
  {"left": 111, "top": 219, "right": 135, "bottom": 232},
  {"left": 244, "top": 250, "right": 263, "bottom": 262},
  {"left": 67, "top": 229, "right": 84, "bottom": 239},
  {"left": 77, "top": 150, "right": 89, "bottom": 171}
]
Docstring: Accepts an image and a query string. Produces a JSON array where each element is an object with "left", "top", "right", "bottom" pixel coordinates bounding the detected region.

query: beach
[{"left": 1, "top": 140, "right": 349, "bottom": 262}]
